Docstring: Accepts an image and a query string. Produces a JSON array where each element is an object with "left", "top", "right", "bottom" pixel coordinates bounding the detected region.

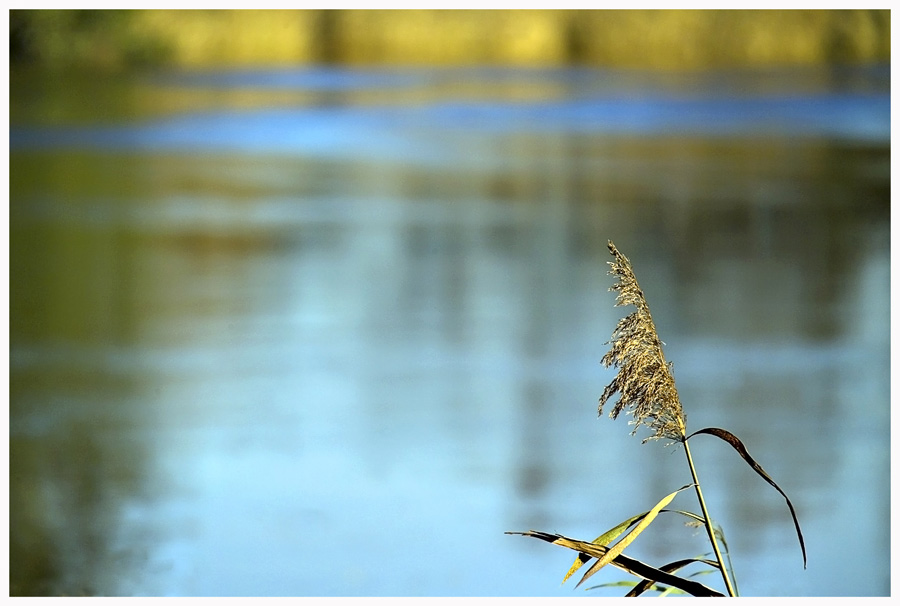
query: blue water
[
  {"left": 9, "top": 65, "right": 891, "bottom": 597},
  {"left": 10, "top": 66, "right": 890, "bottom": 156}
]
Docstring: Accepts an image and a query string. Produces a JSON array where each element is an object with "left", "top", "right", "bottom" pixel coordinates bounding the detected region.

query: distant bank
[{"left": 9, "top": 10, "right": 890, "bottom": 71}]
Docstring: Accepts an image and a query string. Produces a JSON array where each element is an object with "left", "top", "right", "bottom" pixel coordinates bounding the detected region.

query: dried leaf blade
[
  {"left": 687, "top": 426, "right": 807, "bottom": 568},
  {"left": 561, "top": 511, "right": 648, "bottom": 584},
  {"left": 575, "top": 484, "right": 694, "bottom": 588}
]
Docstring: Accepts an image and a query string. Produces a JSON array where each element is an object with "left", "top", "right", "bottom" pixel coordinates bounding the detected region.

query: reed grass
[{"left": 507, "top": 240, "right": 806, "bottom": 597}]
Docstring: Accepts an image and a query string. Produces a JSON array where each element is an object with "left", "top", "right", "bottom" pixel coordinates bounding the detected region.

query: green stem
[{"left": 682, "top": 439, "right": 737, "bottom": 597}]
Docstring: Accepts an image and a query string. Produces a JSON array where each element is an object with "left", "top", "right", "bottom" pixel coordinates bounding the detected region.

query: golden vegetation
[
  {"left": 600, "top": 241, "right": 686, "bottom": 443},
  {"left": 10, "top": 9, "right": 890, "bottom": 71}
]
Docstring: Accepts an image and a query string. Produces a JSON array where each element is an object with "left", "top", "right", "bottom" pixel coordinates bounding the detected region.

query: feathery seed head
[{"left": 600, "top": 241, "right": 686, "bottom": 443}]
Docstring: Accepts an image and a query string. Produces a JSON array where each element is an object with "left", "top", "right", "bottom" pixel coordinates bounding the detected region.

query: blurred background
[{"left": 8, "top": 9, "right": 891, "bottom": 597}]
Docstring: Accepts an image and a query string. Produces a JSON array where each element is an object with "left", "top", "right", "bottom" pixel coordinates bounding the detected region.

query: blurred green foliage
[
  {"left": 10, "top": 10, "right": 173, "bottom": 70},
  {"left": 9, "top": 9, "right": 891, "bottom": 71}
]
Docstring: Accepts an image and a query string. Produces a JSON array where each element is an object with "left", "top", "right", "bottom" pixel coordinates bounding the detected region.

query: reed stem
[{"left": 682, "top": 439, "right": 737, "bottom": 597}]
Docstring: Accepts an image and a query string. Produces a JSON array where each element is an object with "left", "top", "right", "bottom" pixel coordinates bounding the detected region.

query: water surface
[{"left": 9, "top": 65, "right": 890, "bottom": 596}]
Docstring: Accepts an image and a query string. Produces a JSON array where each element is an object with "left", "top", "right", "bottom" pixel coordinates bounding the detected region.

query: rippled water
[{"left": 9, "top": 65, "right": 890, "bottom": 596}]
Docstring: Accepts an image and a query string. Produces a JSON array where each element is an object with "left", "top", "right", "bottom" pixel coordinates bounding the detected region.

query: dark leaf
[
  {"left": 686, "top": 426, "right": 807, "bottom": 569},
  {"left": 505, "top": 530, "right": 724, "bottom": 597},
  {"left": 625, "top": 557, "right": 719, "bottom": 597}
]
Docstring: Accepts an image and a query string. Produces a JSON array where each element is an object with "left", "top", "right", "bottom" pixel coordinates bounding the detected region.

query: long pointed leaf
[
  {"left": 664, "top": 508, "right": 704, "bottom": 524},
  {"left": 565, "top": 510, "right": 730, "bottom": 586},
  {"left": 594, "top": 580, "right": 687, "bottom": 596},
  {"left": 564, "top": 509, "right": 723, "bottom": 587},
  {"left": 561, "top": 511, "right": 648, "bottom": 584},
  {"left": 625, "top": 557, "right": 719, "bottom": 596},
  {"left": 687, "top": 426, "right": 807, "bottom": 568},
  {"left": 575, "top": 484, "right": 694, "bottom": 588},
  {"left": 505, "top": 530, "right": 724, "bottom": 597}
]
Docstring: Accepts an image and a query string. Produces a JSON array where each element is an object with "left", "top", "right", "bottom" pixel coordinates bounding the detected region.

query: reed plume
[
  {"left": 506, "top": 239, "right": 806, "bottom": 597},
  {"left": 600, "top": 240, "right": 735, "bottom": 595},
  {"left": 599, "top": 241, "right": 686, "bottom": 443}
]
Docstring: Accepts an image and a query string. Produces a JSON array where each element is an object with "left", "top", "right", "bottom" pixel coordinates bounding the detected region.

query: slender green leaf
[
  {"left": 595, "top": 580, "right": 643, "bottom": 589},
  {"left": 658, "top": 584, "right": 681, "bottom": 597},
  {"left": 713, "top": 515, "right": 740, "bottom": 596},
  {"left": 505, "top": 530, "right": 724, "bottom": 597},
  {"left": 592, "top": 580, "right": 686, "bottom": 596},
  {"left": 664, "top": 508, "right": 704, "bottom": 524},
  {"left": 689, "top": 569, "right": 718, "bottom": 577},
  {"left": 575, "top": 484, "right": 694, "bottom": 588},
  {"left": 561, "top": 511, "right": 648, "bottom": 584},
  {"left": 687, "top": 426, "right": 807, "bottom": 568}
]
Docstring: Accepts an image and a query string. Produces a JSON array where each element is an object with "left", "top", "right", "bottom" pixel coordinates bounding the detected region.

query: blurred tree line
[{"left": 9, "top": 9, "right": 891, "bottom": 71}]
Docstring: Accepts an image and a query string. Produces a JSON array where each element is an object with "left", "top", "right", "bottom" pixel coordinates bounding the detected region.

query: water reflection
[{"left": 9, "top": 66, "right": 890, "bottom": 596}]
